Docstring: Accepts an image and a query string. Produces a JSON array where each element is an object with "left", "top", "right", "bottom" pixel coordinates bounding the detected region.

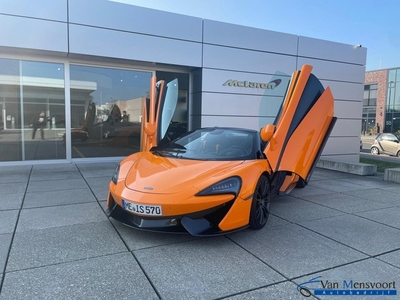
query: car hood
[{"left": 124, "top": 152, "right": 244, "bottom": 194}]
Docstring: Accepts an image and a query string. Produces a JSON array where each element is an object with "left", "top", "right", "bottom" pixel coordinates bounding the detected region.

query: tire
[
  {"left": 397, "top": 151, "right": 400, "bottom": 157},
  {"left": 371, "top": 147, "right": 379, "bottom": 155},
  {"left": 249, "top": 175, "right": 271, "bottom": 230}
]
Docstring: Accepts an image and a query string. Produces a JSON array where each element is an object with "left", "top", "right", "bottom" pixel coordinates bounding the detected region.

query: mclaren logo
[{"left": 223, "top": 78, "right": 281, "bottom": 89}]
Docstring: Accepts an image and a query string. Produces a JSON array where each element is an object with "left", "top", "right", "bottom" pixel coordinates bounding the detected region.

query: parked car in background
[{"left": 370, "top": 133, "right": 400, "bottom": 156}]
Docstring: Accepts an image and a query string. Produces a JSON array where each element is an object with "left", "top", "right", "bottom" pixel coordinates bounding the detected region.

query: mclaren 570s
[{"left": 107, "top": 65, "right": 336, "bottom": 236}]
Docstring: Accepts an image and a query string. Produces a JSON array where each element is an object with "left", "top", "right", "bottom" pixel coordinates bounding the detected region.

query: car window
[
  {"left": 381, "top": 134, "right": 398, "bottom": 142},
  {"left": 153, "top": 128, "right": 258, "bottom": 161}
]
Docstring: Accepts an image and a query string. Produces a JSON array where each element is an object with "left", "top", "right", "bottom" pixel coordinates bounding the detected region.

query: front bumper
[{"left": 106, "top": 193, "right": 246, "bottom": 236}]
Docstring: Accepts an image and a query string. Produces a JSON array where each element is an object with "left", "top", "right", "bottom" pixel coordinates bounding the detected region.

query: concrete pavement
[{"left": 0, "top": 163, "right": 399, "bottom": 299}]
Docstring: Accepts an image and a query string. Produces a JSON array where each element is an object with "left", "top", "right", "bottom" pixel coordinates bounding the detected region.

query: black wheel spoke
[{"left": 250, "top": 175, "right": 270, "bottom": 229}]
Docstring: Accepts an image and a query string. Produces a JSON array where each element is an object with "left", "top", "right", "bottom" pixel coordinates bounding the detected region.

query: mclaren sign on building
[{"left": 223, "top": 79, "right": 282, "bottom": 89}]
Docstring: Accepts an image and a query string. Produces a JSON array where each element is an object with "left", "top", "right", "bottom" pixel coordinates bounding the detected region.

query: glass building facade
[
  {"left": 385, "top": 69, "right": 400, "bottom": 133},
  {"left": 362, "top": 83, "right": 377, "bottom": 134},
  {"left": 0, "top": 57, "right": 189, "bottom": 162}
]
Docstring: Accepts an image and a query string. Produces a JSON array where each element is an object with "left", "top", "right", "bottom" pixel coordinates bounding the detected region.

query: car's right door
[{"left": 263, "top": 65, "right": 336, "bottom": 192}]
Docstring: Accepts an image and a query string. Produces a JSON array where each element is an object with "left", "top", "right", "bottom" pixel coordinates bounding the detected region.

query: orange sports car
[{"left": 106, "top": 65, "right": 336, "bottom": 236}]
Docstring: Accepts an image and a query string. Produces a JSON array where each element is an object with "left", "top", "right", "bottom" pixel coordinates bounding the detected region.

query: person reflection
[
  {"left": 83, "top": 100, "right": 96, "bottom": 137},
  {"left": 31, "top": 111, "right": 47, "bottom": 140}
]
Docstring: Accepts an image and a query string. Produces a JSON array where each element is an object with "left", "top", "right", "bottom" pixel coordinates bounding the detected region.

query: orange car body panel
[{"left": 141, "top": 77, "right": 164, "bottom": 152}]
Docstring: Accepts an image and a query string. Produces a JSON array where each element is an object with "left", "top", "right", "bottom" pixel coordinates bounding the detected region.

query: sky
[{"left": 111, "top": 0, "right": 400, "bottom": 71}]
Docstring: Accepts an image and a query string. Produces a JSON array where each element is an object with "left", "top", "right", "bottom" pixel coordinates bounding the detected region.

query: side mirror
[{"left": 260, "top": 124, "right": 275, "bottom": 142}]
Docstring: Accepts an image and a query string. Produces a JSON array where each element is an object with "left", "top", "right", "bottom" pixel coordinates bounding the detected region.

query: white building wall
[
  {"left": 0, "top": 0, "right": 367, "bottom": 163},
  {"left": 201, "top": 20, "right": 367, "bottom": 162}
]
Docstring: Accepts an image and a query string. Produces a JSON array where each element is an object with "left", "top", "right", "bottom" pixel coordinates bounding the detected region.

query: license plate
[{"left": 122, "top": 200, "right": 162, "bottom": 216}]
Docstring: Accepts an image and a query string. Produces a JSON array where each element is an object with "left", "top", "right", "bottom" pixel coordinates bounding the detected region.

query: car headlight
[
  {"left": 196, "top": 176, "right": 242, "bottom": 196},
  {"left": 111, "top": 165, "right": 120, "bottom": 184}
]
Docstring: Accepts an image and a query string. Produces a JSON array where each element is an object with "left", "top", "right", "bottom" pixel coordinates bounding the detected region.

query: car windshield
[{"left": 152, "top": 128, "right": 259, "bottom": 160}]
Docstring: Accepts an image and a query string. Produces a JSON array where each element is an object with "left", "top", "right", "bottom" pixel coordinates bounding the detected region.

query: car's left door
[{"left": 141, "top": 77, "right": 179, "bottom": 152}]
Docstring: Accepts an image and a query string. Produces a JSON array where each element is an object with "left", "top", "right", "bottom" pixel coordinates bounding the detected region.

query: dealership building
[{"left": 0, "top": 0, "right": 367, "bottom": 165}]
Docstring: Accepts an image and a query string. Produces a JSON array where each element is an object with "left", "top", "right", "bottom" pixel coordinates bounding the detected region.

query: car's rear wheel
[
  {"left": 371, "top": 147, "right": 380, "bottom": 155},
  {"left": 249, "top": 175, "right": 271, "bottom": 230},
  {"left": 397, "top": 151, "right": 400, "bottom": 157}
]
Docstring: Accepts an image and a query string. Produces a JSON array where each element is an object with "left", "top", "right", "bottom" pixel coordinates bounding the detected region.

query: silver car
[{"left": 370, "top": 133, "right": 400, "bottom": 156}]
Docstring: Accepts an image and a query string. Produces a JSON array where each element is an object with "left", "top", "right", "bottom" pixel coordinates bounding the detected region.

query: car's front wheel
[
  {"left": 371, "top": 147, "right": 380, "bottom": 155},
  {"left": 249, "top": 175, "right": 271, "bottom": 230}
]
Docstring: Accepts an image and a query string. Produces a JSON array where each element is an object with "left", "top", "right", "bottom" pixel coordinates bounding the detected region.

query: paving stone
[
  {"left": 303, "top": 192, "right": 393, "bottom": 213},
  {"left": 0, "top": 193, "right": 24, "bottom": 210},
  {"left": 17, "top": 202, "right": 107, "bottom": 232},
  {"left": 1, "top": 253, "right": 157, "bottom": 300},
  {"left": 300, "top": 214, "right": 400, "bottom": 256},
  {"left": 76, "top": 162, "right": 118, "bottom": 171},
  {"left": 307, "top": 179, "right": 373, "bottom": 193},
  {"left": 27, "top": 178, "right": 88, "bottom": 192},
  {"left": 0, "top": 182, "right": 27, "bottom": 195},
  {"left": 29, "top": 170, "right": 83, "bottom": 181},
  {"left": 377, "top": 250, "right": 400, "bottom": 269},
  {"left": 0, "top": 173, "right": 30, "bottom": 184},
  {"left": 229, "top": 224, "right": 366, "bottom": 278},
  {"left": 79, "top": 168, "right": 116, "bottom": 179},
  {"left": 90, "top": 186, "right": 109, "bottom": 201},
  {"left": 0, "top": 165, "right": 32, "bottom": 175},
  {"left": 0, "top": 210, "right": 19, "bottom": 234},
  {"left": 265, "top": 214, "right": 291, "bottom": 228},
  {"left": 289, "top": 186, "right": 336, "bottom": 197},
  {"left": 356, "top": 206, "right": 400, "bottom": 229},
  {"left": 32, "top": 164, "right": 78, "bottom": 172},
  {"left": 85, "top": 176, "right": 111, "bottom": 188},
  {"left": 85, "top": 176, "right": 111, "bottom": 200},
  {"left": 312, "top": 168, "right": 356, "bottom": 180},
  {"left": 7, "top": 221, "right": 126, "bottom": 271},
  {"left": 23, "top": 188, "right": 96, "bottom": 208},
  {"left": 134, "top": 237, "right": 284, "bottom": 299},
  {"left": 0, "top": 234, "right": 12, "bottom": 272},
  {"left": 343, "top": 188, "right": 400, "bottom": 207},
  {"left": 271, "top": 194, "right": 344, "bottom": 223}
]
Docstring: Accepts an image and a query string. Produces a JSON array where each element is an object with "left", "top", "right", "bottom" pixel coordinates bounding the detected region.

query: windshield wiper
[{"left": 151, "top": 149, "right": 164, "bottom": 157}]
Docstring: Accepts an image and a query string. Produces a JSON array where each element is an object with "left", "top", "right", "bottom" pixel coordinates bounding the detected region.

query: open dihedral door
[
  {"left": 140, "top": 77, "right": 179, "bottom": 152},
  {"left": 264, "top": 65, "right": 336, "bottom": 193}
]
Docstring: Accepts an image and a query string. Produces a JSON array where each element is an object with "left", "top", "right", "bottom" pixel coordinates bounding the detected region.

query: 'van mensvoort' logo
[
  {"left": 223, "top": 78, "right": 281, "bottom": 89},
  {"left": 297, "top": 276, "right": 397, "bottom": 297}
]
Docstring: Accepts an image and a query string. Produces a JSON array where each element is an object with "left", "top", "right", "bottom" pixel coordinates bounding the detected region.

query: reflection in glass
[
  {"left": 156, "top": 71, "right": 189, "bottom": 141},
  {"left": 0, "top": 58, "right": 66, "bottom": 161},
  {"left": 259, "top": 71, "right": 291, "bottom": 129},
  {"left": 160, "top": 79, "right": 179, "bottom": 139},
  {"left": 69, "top": 65, "right": 152, "bottom": 158}
]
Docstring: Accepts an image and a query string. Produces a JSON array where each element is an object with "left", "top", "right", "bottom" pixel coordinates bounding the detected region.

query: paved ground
[{"left": 0, "top": 163, "right": 399, "bottom": 300}]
